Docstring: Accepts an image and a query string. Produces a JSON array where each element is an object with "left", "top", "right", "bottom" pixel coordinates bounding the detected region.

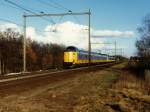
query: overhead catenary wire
[
  {"left": 37, "top": 0, "right": 63, "bottom": 10},
  {"left": 3, "top": 0, "right": 84, "bottom": 33},
  {"left": 38, "top": 0, "right": 81, "bottom": 24},
  {"left": 49, "top": 15, "right": 64, "bottom": 32},
  {"left": 50, "top": 0, "right": 71, "bottom": 12},
  {"left": 50, "top": 0, "right": 82, "bottom": 24},
  {"left": 38, "top": 0, "right": 71, "bottom": 12},
  {"left": 4, "top": 0, "right": 55, "bottom": 24},
  {"left": 0, "top": 18, "right": 54, "bottom": 33},
  {"left": 50, "top": 0, "right": 81, "bottom": 23},
  {"left": 0, "top": 18, "right": 23, "bottom": 27},
  {"left": 37, "top": 0, "right": 69, "bottom": 26},
  {"left": 0, "top": 0, "right": 23, "bottom": 12}
]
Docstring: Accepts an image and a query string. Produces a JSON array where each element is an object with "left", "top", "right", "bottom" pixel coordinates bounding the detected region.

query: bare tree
[
  {"left": 136, "top": 14, "right": 150, "bottom": 68},
  {"left": 0, "top": 29, "right": 65, "bottom": 75},
  {"left": 0, "top": 29, "right": 22, "bottom": 75}
]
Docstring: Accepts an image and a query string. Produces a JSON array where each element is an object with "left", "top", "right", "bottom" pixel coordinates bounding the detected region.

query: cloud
[
  {"left": 0, "top": 21, "right": 134, "bottom": 51},
  {"left": 26, "top": 27, "right": 37, "bottom": 40},
  {"left": 43, "top": 21, "right": 90, "bottom": 49},
  {"left": 0, "top": 22, "right": 20, "bottom": 32},
  {"left": 92, "top": 30, "right": 134, "bottom": 37}
]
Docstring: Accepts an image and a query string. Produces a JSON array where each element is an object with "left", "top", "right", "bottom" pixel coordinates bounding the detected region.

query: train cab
[{"left": 63, "top": 46, "right": 78, "bottom": 67}]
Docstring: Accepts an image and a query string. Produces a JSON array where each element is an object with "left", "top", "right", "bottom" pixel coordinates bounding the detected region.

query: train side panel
[
  {"left": 76, "top": 52, "right": 89, "bottom": 64},
  {"left": 63, "top": 46, "right": 116, "bottom": 67}
]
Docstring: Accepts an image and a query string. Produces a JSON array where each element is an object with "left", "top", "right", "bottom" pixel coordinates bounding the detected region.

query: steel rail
[{"left": 0, "top": 62, "right": 117, "bottom": 84}]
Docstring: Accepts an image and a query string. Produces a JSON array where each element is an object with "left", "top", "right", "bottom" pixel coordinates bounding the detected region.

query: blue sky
[{"left": 0, "top": 0, "right": 150, "bottom": 57}]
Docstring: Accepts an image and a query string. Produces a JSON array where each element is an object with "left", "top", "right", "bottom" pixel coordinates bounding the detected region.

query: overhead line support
[
  {"left": 23, "top": 11, "right": 91, "bottom": 72},
  {"left": 24, "top": 12, "right": 90, "bottom": 17},
  {"left": 23, "top": 14, "right": 26, "bottom": 73},
  {"left": 88, "top": 9, "right": 91, "bottom": 65}
]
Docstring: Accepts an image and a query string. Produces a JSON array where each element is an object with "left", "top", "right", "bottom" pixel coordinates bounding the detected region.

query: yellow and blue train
[{"left": 63, "top": 46, "right": 115, "bottom": 67}]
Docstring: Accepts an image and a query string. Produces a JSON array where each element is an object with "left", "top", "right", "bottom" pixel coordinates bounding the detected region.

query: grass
[
  {"left": 111, "top": 64, "right": 150, "bottom": 112},
  {"left": 113, "top": 72, "right": 149, "bottom": 94},
  {"left": 0, "top": 69, "right": 120, "bottom": 112},
  {"left": 0, "top": 63, "right": 149, "bottom": 112}
]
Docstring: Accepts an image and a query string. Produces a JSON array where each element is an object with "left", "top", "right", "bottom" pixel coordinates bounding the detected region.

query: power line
[
  {"left": 51, "top": 1, "right": 82, "bottom": 24},
  {"left": 0, "top": 0, "right": 23, "bottom": 12},
  {"left": 39, "top": 0, "right": 71, "bottom": 11},
  {"left": 37, "top": 0, "right": 62, "bottom": 10},
  {"left": 3, "top": 0, "right": 83, "bottom": 33},
  {"left": 49, "top": 0, "right": 80, "bottom": 21},
  {"left": 0, "top": 18, "right": 54, "bottom": 33},
  {"left": 5, "top": 0, "right": 36, "bottom": 15},
  {"left": 0, "top": 18, "right": 23, "bottom": 27},
  {"left": 4, "top": 0, "right": 55, "bottom": 24},
  {"left": 50, "top": 0, "right": 71, "bottom": 12},
  {"left": 72, "top": 14, "right": 81, "bottom": 24},
  {"left": 39, "top": 0, "right": 81, "bottom": 24},
  {"left": 36, "top": 0, "right": 69, "bottom": 26}
]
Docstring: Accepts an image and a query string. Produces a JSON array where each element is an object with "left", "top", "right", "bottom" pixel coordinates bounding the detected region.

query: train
[{"left": 63, "top": 46, "right": 115, "bottom": 67}]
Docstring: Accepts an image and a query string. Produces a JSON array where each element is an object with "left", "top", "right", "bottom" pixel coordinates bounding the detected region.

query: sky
[{"left": 0, "top": 0, "right": 150, "bottom": 57}]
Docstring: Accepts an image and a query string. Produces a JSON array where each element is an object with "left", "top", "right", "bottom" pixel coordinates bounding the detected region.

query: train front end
[{"left": 63, "top": 46, "right": 77, "bottom": 67}]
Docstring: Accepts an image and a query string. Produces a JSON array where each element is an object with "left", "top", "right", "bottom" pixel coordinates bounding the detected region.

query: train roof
[
  {"left": 65, "top": 46, "right": 108, "bottom": 56},
  {"left": 65, "top": 46, "right": 78, "bottom": 52}
]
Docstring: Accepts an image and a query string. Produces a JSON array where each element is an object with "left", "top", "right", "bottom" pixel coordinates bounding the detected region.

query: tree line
[
  {"left": 136, "top": 14, "right": 150, "bottom": 69},
  {"left": 0, "top": 29, "right": 65, "bottom": 75}
]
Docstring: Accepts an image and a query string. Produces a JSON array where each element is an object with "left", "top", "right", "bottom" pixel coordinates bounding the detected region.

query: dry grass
[
  {"left": 0, "top": 63, "right": 149, "bottom": 112},
  {"left": 110, "top": 68, "right": 150, "bottom": 112},
  {"left": 0, "top": 70, "right": 119, "bottom": 112},
  {"left": 113, "top": 70, "right": 150, "bottom": 95}
]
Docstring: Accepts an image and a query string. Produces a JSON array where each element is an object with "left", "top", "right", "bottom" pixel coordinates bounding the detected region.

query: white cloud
[
  {"left": 0, "top": 22, "right": 20, "bottom": 32},
  {"left": 26, "top": 27, "right": 37, "bottom": 40},
  {"left": 92, "top": 30, "right": 134, "bottom": 37},
  {"left": 0, "top": 21, "right": 134, "bottom": 52},
  {"left": 43, "top": 21, "right": 89, "bottom": 49}
]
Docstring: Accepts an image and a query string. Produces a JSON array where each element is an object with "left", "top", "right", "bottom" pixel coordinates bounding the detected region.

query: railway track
[
  {"left": 0, "top": 62, "right": 119, "bottom": 96},
  {"left": 0, "top": 62, "right": 117, "bottom": 82}
]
